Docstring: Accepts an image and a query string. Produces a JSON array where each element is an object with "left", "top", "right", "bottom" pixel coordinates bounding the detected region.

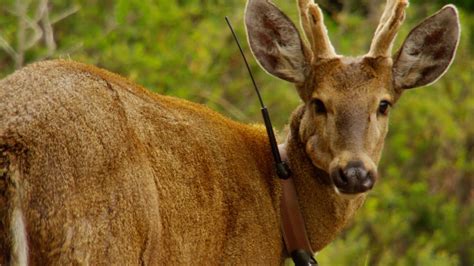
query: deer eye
[
  {"left": 313, "top": 99, "right": 327, "bottom": 114},
  {"left": 378, "top": 100, "right": 391, "bottom": 116}
]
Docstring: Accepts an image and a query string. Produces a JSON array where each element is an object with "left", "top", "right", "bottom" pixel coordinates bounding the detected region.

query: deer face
[
  {"left": 299, "top": 57, "right": 394, "bottom": 194},
  {"left": 245, "top": 0, "right": 460, "bottom": 195}
]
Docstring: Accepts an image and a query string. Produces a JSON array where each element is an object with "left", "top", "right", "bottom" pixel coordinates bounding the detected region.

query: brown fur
[
  {"left": 0, "top": 0, "right": 460, "bottom": 264},
  {"left": 0, "top": 60, "right": 283, "bottom": 264}
]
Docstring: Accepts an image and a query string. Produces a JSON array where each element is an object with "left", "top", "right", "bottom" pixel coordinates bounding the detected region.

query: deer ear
[
  {"left": 393, "top": 5, "right": 460, "bottom": 90},
  {"left": 245, "top": 0, "right": 309, "bottom": 84}
]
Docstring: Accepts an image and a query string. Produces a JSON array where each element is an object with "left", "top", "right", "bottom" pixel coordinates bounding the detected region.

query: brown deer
[{"left": 0, "top": 0, "right": 460, "bottom": 264}]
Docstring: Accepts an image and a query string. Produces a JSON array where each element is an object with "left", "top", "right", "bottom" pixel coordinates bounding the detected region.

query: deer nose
[{"left": 331, "top": 161, "right": 375, "bottom": 194}]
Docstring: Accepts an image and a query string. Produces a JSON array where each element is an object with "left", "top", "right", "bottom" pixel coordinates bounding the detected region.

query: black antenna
[{"left": 225, "top": 17, "right": 290, "bottom": 180}]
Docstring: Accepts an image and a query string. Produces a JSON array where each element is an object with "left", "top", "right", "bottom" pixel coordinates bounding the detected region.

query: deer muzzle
[{"left": 330, "top": 160, "right": 377, "bottom": 194}]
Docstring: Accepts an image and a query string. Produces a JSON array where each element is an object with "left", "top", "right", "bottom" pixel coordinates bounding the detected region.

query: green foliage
[{"left": 0, "top": 0, "right": 472, "bottom": 265}]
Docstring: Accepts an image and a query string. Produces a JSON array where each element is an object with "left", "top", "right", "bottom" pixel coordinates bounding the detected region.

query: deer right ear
[
  {"left": 245, "top": 0, "right": 309, "bottom": 84},
  {"left": 392, "top": 5, "right": 460, "bottom": 90}
]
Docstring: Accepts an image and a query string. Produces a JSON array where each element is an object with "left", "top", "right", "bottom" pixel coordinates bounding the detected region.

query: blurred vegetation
[{"left": 0, "top": 0, "right": 472, "bottom": 265}]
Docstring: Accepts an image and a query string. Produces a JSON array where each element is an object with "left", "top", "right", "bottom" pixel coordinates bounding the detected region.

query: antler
[
  {"left": 368, "top": 0, "right": 408, "bottom": 57},
  {"left": 298, "top": 0, "right": 337, "bottom": 59}
]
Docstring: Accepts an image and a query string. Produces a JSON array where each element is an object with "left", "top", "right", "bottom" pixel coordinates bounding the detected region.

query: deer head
[{"left": 245, "top": 0, "right": 460, "bottom": 195}]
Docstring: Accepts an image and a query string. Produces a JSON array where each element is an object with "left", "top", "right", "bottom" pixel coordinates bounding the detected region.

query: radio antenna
[{"left": 225, "top": 17, "right": 290, "bottom": 180}]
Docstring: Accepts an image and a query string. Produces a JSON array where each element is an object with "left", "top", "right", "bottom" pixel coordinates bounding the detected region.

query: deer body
[
  {"left": 0, "top": 60, "right": 363, "bottom": 264},
  {"left": 0, "top": 0, "right": 460, "bottom": 264}
]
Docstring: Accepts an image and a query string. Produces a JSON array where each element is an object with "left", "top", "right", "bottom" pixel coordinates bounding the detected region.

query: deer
[{"left": 0, "top": 0, "right": 460, "bottom": 264}]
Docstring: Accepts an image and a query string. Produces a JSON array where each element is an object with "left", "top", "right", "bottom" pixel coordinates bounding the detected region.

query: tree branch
[
  {"left": 50, "top": 5, "right": 80, "bottom": 25},
  {"left": 0, "top": 35, "right": 19, "bottom": 59}
]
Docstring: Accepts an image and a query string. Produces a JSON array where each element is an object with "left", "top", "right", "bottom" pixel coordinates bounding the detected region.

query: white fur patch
[
  {"left": 6, "top": 154, "right": 29, "bottom": 266},
  {"left": 11, "top": 208, "right": 28, "bottom": 266},
  {"left": 334, "top": 186, "right": 367, "bottom": 200}
]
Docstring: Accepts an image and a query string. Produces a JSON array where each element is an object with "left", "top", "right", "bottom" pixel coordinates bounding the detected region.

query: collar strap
[
  {"left": 278, "top": 145, "right": 318, "bottom": 265},
  {"left": 224, "top": 18, "right": 317, "bottom": 265}
]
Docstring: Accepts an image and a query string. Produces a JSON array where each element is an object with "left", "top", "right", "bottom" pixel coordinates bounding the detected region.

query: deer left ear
[{"left": 393, "top": 5, "right": 460, "bottom": 90}]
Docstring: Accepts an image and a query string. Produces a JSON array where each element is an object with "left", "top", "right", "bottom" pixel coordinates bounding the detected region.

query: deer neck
[{"left": 283, "top": 106, "right": 366, "bottom": 251}]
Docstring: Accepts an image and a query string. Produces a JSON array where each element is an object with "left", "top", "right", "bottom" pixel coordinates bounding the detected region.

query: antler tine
[
  {"left": 298, "top": 0, "right": 337, "bottom": 60},
  {"left": 368, "top": 0, "right": 408, "bottom": 57},
  {"left": 298, "top": 0, "right": 315, "bottom": 50},
  {"left": 373, "top": 0, "right": 397, "bottom": 38}
]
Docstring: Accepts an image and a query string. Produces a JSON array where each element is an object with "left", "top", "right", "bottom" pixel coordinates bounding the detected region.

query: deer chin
[{"left": 333, "top": 186, "right": 369, "bottom": 200}]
